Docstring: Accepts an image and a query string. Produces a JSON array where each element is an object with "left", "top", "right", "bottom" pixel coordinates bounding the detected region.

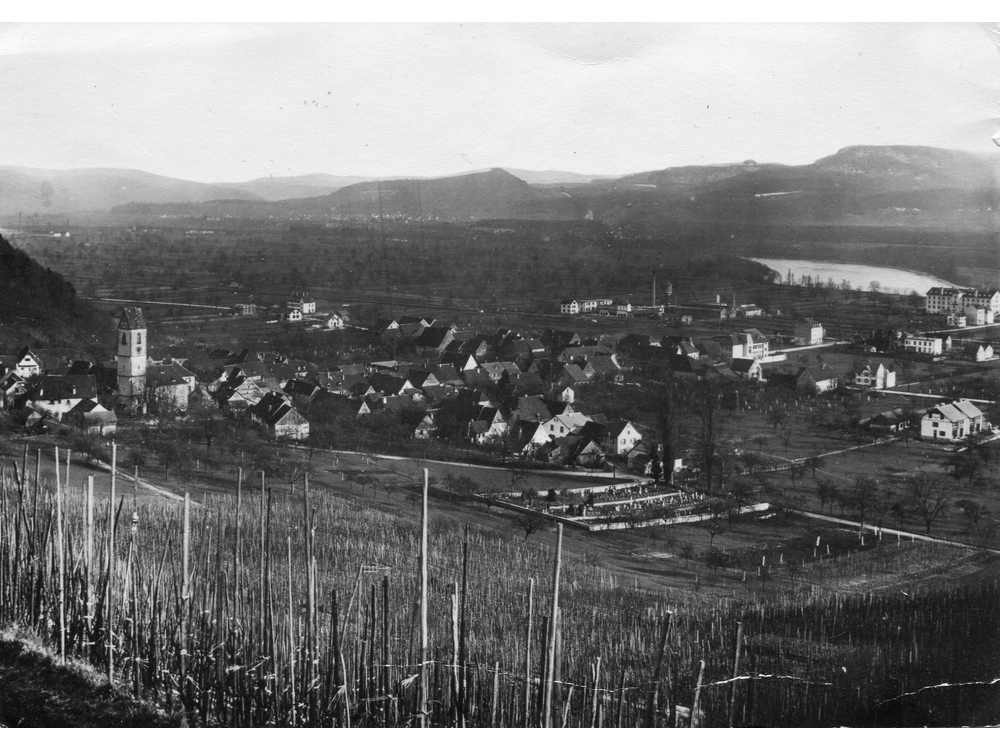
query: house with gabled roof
[
  {"left": 853, "top": 362, "right": 896, "bottom": 390},
  {"left": 440, "top": 352, "right": 478, "bottom": 371},
  {"left": 324, "top": 311, "right": 348, "bottom": 329},
  {"left": 403, "top": 368, "right": 440, "bottom": 390},
  {"left": 604, "top": 419, "right": 643, "bottom": 455},
  {"left": 416, "top": 325, "right": 457, "bottom": 353},
  {"left": 249, "top": 392, "right": 309, "bottom": 441},
  {"left": 367, "top": 373, "right": 413, "bottom": 397},
  {"left": 460, "top": 368, "right": 495, "bottom": 392},
  {"left": 507, "top": 370, "right": 545, "bottom": 394},
  {"left": 0, "top": 370, "right": 25, "bottom": 408},
  {"left": 29, "top": 375, "right": 97, "bottom": 420},
  {"left": 512, "top": 395, "right": 552, "bottom": 423},
  {"left": 0, "top": 347, "right": 42, "bottom": 380},
  {"left": 556, "top": 344, "right": 612, "bottom": 364},
  {"left": 541, "top": 329, "right": 582, "bottom": 352},
  {"left": 216, "top": 375, "right": 279, "bottom": 411},
  {"left": 730, "top": 358, "right": 763, "bottom": 381},
  {"left": 283, "top": 377, "right": 322, "bottom": 403},
  {"left": 921, "top": 400, "right": 988, "bottom": 441},
  {"left": 557, "top": 364, "right": 590, "bottom": 388},
  {"left": 551, "top": 384, "right": 575, "bottom": 403},
  {"left": 68, "top": 398, "right": 117, "bottom": 435},
  {"left": 767, "top": 363, "right": 838, "bottom": 393},
  {"left": 468, "top": 405, "right": 509, "bottom": 444},
  {"left": 432, "top": 363, "right": 464, "bottom": 385},
  {"left": 583, "top": 355, "right": 620, "bottom": 380},
  {"left": 399, "top": 314, "right": 436, "bottom": 328},
  {"left": 974, "top": 344, "right": 996, "bottom": 362},
  {"left": 413, "top": 412, "right": 438, "bottom": 439},
  {"left": 146, "top": 364, "right": 195, "bottom": 412}
]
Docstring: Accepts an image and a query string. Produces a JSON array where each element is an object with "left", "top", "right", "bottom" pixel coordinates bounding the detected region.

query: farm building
[{"left": 920, "top": 400, "right": 989, "bottom": 442}]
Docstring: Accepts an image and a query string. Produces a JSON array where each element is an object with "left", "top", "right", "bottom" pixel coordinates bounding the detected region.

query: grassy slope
[{"left": 0, "top": 627, "right": 182, "bottom": 728}]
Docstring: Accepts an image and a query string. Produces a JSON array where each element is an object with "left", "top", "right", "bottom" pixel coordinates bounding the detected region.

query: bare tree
[
  {"left": 788, "top": 462, "right": 806, "bottom": 487},
  {"left": 816, "top": 478, "right": 839, "bottom": 515},
  {"left": 767, "top": 407, "right": 788, "bottom": 434},
  {"left": 803, "top": 454, "right": 825, "bottom": 479},
  {"left": 905, "top": 473, "right": 948, "bottom": 534},
  {"left": 512, "top": 511, "right": 548, "bottom": 541},
  {"left": 848, "top": 476, "right": 881, "bottom": 530}
]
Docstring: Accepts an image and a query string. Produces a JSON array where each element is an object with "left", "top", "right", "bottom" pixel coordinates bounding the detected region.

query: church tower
[{"left": 116, "top": 306, "right": 147, "bottom": 410}]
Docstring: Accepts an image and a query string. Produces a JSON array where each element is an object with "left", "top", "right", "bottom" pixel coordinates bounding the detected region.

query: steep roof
[
  {"left": 118, "top": 307, "right": 146, "bottom": 330},
  {"left": 31, "top": 374, "right": 97, "bottom": 401}
]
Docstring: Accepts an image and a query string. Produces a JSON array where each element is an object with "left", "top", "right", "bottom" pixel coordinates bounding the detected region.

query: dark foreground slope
[{"left": 0, "top": 628, "right": 181, "bottom": 728}]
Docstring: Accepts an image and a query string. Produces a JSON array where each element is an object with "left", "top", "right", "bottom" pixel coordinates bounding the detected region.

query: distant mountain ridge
[
  {"left": 6, "top": 146, "right": 999, "bottom": 232},
  {"left": 0, "top": 166, "right": 262, "bottom": 215}
]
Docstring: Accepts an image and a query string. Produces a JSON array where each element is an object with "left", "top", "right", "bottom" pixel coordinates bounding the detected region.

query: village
[{"left": 2, "top": 279, "right": 999, "bottom": 541}]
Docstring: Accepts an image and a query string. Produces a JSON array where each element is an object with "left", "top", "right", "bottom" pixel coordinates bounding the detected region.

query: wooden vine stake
[
  {"left": 418, "top": 468, "right": 429, "bottom": 727},
  {"left": 54, "top": 447, "right": 66, "bottom": 663},
  {"left": 543, "top": 523, "right": 563, "bottom": 728}
]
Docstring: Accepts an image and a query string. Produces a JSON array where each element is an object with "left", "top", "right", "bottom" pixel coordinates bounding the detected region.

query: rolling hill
[
  {"left": 0, "top": 166, "right": 262, "bottom": 216},
  {"left": 13, "top": 146, "right": 1000, "bottom": 239}
]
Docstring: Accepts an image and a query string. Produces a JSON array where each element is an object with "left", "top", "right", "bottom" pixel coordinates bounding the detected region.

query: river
[{"left": 747, "top": 257, "right": 954, "bottom": 296}]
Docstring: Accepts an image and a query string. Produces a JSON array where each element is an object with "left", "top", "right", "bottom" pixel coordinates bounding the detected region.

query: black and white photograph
[{"left": 0, "top": 17, "right": 998, "bottom": 731}]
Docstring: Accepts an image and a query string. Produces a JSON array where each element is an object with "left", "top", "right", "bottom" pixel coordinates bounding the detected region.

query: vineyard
[{"left": 0, "top": 446, "right": 998, "bottom": 728}]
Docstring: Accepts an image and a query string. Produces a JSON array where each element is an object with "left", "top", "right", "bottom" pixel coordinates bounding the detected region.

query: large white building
[
  {"left": 926, "top": 287, "right": 1000, "bottom": 315},
  {"left": 921, "top": 400, "right": 989, "bottom": 442},
  {"left": 560, "top": 297, "right": 613, "bottom": 315},
  {"left": 904, "top": 335, "right": 948, "bottom": 356}
]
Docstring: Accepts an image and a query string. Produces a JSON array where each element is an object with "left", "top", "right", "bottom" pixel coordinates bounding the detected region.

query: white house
[
  {"left": 289, "top": 293, "right": 317, "bottom": 315},
  {"left": 853, "top": 362, "right": 896, "bottom": 390},
  {"left": 904, "top": 335, "right": 945, "bottom": 356},
  {"left": 560, "top": 299, "right": 581, "bottom": 315},
  {"left": 0, "top": 347, "right": 42, "bottom": 380},
  {"left": 920, "top": 400, "right": 989, "bottom": 442},
  {"left": 965, "top": 305, "right": 995, "bottom": 327},
  {"left": 606, "top": 419, "right": 642, "bottom": 455},
  {"left": 282, "top": 308, "right": 303, "bottom": 322},
  {"left": 793, "top": 319, "right": 824, "bottom": 346},
  {"left": 975, "top": 344, "right": 995, "bottom": 362},
  {"left": 324, "top": 311, "right": 347, "bottom": 329}
]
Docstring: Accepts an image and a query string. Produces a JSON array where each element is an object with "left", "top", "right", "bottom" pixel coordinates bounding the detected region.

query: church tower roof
[{"left": 118, "top": 307, "right": 146, "bottom": 331}]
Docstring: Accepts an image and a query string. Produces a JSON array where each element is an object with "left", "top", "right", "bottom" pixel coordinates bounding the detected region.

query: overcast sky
[{"left": 0, "top": 22, "right": 997, "bottom": 182}]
